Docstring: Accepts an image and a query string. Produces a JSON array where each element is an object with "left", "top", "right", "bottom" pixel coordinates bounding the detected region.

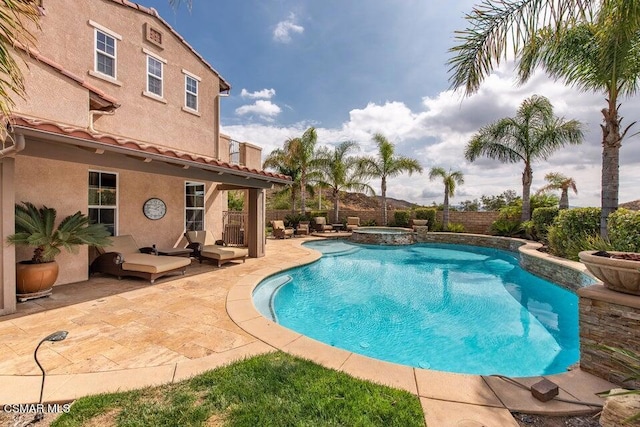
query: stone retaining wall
[{"left": 578, "top": 285, "right": 640, "bottom": 388}]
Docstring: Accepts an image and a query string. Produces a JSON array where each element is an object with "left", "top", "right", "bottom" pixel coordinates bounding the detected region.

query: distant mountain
[
  {"left": 336, "top": 191, "right": 418, "bottom": 211},
  {"left": 620, "top": 200, "right": 640, "bottom": 210}
]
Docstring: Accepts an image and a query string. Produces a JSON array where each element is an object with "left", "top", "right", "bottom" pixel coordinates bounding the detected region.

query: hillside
[
  {"left": 266, "top": 187, "right": 419, "bottom": 211},
  {"left": 620, "top": 200, "right": 640, "bottom": 210}
]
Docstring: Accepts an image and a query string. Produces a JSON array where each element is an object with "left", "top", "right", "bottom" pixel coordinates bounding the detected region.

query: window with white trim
[
  {"left": 185, "top": 75, "right": 198, "bottom": 111},
  {"left": 95, "top": 30, "right": 116, "bottom": 78},
  {"left": 147, "top": 55, "right": 163, "bottom": 97},
  {"left": 88, "top": 171, "right": 117, "bottom": 236},
  {"left": 185, "top": 182, "right": 205, "bottom": 231}
]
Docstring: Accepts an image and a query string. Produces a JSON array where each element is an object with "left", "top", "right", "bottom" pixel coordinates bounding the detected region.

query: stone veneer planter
[
  {"left": 350, "top": 227, "right": 415, "bottom": 245},
  {"left": 579, "top": 251, "right": 640, "bottom": 296}
]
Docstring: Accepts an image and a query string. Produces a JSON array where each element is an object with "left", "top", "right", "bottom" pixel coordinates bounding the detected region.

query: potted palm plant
[{"left": 7, "top": 202, "right": 111, "bottom": 301}]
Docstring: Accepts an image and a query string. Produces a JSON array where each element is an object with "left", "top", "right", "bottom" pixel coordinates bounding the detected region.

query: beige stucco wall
[
  {"left": 12, "top": 56, "right": 90, "bottom": 128},
  {"left": 240, "top": 143, "right": 263, "bottom": 170},
  {"left": 29, "top": 0, "right": 222, "bottom": 157},
  {"left": 14, "top": 156, "right": 226, "bottom": 287}
]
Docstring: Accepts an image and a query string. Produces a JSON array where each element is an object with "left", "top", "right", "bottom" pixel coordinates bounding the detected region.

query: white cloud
[
  {"left": 240, "top": 88, "right": 276, "bottom": 99},
  {"left": 224, "top": 65, "right": 640, "bottom": 208},
  {"left": 235, "top": 100, "right": 282, "bottom": 121},
  {"left": 273, "top": 13, "right": 304, "bottom": 43}
]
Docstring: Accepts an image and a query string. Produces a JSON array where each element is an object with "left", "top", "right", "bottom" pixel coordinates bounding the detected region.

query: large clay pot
[
  {"left": 579, "top": 251, "right": 640, "bottom": 295},
  {"left": 16, "top": 261, "right": 58, "bottom": 301}
]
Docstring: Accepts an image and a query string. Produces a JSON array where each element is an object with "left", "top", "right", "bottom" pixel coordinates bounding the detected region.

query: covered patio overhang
[{"left": 0, "top": 116, "right": 290, "bottom": 315}]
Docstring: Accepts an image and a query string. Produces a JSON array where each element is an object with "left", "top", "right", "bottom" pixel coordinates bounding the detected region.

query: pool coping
[{"left": 227, "top": 234, "right": 614, "bottom": 420}]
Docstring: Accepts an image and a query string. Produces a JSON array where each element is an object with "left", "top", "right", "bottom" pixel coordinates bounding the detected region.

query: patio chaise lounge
[
  {"left": 346, "top": 216, "right": 360, "bottom": 231},
  {"left": 185, "top": 230, "right": 248, "bottom": 267},
  {"left": 271, "top": 220, "right": 294, "bottom": 239},
  {"left": 90, "top": 235, "right": 191, "bottom": 283},
  {"left": 313, "top": 217, "right": 333, "bottom": 232}
]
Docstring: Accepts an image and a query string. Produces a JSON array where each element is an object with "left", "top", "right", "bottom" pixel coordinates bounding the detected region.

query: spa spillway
[{"left": 350, "top": 226, "right": 415, "bottom": 245}]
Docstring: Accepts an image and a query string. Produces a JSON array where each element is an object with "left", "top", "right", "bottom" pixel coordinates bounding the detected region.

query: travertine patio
[{"left": 0, "top": 237, "right": 615, "bottom": 426}]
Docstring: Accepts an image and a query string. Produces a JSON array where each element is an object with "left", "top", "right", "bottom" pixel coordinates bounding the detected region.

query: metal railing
[{"left": 223, "top": 211, "right": 246, "bottom": 246}]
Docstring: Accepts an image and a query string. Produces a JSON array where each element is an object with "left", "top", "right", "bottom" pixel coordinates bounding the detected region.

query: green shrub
[
  {"left": 414, "top": 208, "right": 437, "bottom": 229},
  {"left": 521, "top": 220, "right": 536, "bottom": 240},
  {"left": 531, "top": 207, "right": 559, "bottom": 242},
  {"left": 547, "top": 207, "right": 600, "bottom": 259},
  {"left": 608, "top": 208, "right": 640, "bottom": 252},
  {"left": 393, "top": 210, "right": 411, "bottom": 228},
  {"left": 490, "top": 219, "right": 522, "bottom": 236},
  {"left": 560, "top": 232, "right": 615, "bottom": 261},
  {"left": 284, "top": 213, "right": 308, "bottom": 228},
  {"left": 361, "top": 219, "right": 377, "bottom": 226},
  {"left": 446, "top": 223, "right": 465, "bottom": 233}
]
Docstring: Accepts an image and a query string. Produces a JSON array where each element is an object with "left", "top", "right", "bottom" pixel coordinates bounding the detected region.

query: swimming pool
[{"left": 253, "top": 240, "right": 579, "bottom": 377}]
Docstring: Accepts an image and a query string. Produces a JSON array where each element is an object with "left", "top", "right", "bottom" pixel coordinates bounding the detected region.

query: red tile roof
[
  {"left": 105, "top": 0, "right": 231, "bottom": 92},
  {"left": 10, "top": 115, "right": 291, "bottom": 182}
]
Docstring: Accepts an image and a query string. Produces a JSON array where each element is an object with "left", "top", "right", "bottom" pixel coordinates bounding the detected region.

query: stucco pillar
[
  {"left": 0, "top": 158, "right": 16, "bottom": 315},
  {"left": 247, "top": 188, "right": 265, "bottom": 258}
]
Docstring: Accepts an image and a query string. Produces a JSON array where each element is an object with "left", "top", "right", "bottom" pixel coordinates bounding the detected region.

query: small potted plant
[{"left": 7, "top": 202, "right": 111, "bottom": 301}]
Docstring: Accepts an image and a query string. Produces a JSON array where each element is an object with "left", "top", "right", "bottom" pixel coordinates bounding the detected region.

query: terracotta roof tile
[{"left": 10, "top": 115, "right": 290, "bottom": 182}]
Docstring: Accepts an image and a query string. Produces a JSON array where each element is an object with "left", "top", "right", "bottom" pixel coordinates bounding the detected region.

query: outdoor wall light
[{"left": 33, "top": 330, "right": 68, "bottom": 422}]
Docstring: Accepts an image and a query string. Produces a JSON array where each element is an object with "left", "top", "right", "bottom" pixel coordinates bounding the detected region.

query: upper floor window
[
  {"left": 147, "top": 55, "right": 163, "bottom": 97},
  {"left": 96, "top": 30, "right": 116, "bottom": 78},
  {"left": 185, "top": 75, "right": 198, "bottom": 111}
]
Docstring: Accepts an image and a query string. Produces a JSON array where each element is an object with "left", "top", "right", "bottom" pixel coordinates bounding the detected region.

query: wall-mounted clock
[{"left": 143, "top": 198, "right": 166, "bottom": 220}]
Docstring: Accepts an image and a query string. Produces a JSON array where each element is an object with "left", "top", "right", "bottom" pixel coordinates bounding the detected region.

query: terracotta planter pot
[
  {"left": 16, "top": 261, "right": 58, "bottom": 300},
  {"left": 579, "top": 251, "right": 640, "bottom": 296}
]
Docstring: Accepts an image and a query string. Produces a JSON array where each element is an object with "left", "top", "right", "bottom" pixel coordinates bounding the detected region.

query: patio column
[
  {"left": 246, "top": 188, "right": 265, "bottom": 258},
  {"left": 0, "top": 158, "right": 16, "bottom": 315}
]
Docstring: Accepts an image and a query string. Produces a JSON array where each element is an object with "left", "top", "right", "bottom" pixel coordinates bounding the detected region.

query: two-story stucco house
[{"left": 0, "top": 0, "right": 290, "bottom": 315}]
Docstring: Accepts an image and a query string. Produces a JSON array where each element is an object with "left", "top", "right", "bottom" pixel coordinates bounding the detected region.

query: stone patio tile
[
  {"left": 0, "top": 354, "right": 40, "bottom": 375},
  {"left": 226, "top": 284, "right": 254, "bottom": 302},
  {"left": 282, "top": 336, "right": 351, "bottom": 370},
  {"left": 420, "top": 398, "right": 519, "bottom": 427},
  {"left": 339, "top": 353, "right": 417, "bottom": 394},
  {"left": 415, "top": 368, "right": 503, "bottom": 407},
  {"left": 174, "top": 342, "right": 216, "bottom": 359},
  {"left": 190, "top": 327, "right": 253, "bottom": 353},
  {"left": 483, "top": 375, "right": 601, "bottom": 415},
  {"left": 112, "top": 345, "right": 188, "bottom": 369},
  {"left": 547, "top": 368, "right": 616, "bottom": 406},
  {"left": 50, "top": 354, "right": 121, "bottom": 374},
  {"left": 173, "top": 341, "right": 276, "bottom": 381},
  {"left": 237, "top": 317, "right": 301, "bottom": 348}
]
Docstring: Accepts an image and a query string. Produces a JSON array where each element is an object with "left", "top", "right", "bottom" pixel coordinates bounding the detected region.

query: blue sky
[{"left": 146, "top": 0, "right": 640, "bottom": 207}]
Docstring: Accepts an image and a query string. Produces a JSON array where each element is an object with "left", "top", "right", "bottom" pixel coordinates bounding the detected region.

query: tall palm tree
[
  {"left": 465, "top": 95, "right": 583, "bottom": 222},
  {"left": 448, "top": 0, "right": 640, "bottom": 237},
  {"left": 0, "top": 1, "right": 40, "bottom": 121},
  {"left": 536, "top": 172, "right": 578, "bottom": 210},
  {"left": 429, "top": 167, "right": 464, "bottom": 229},
  {"left": 359, "top": 133, "right": 423, "bottom": 225},
  {"left": 263, "top": 140, "right": 301, "bottom": 214},
  {"left": 295, "top": 127, "right": 319, "bottom": 214},
  {"left": 315, "top": 141, "right": 374, "bottom": 222}
]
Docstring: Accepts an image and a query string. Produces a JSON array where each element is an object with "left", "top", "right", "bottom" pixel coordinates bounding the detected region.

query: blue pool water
[{"left": 253, "top": 240, "right": 580, "bottom": 376}]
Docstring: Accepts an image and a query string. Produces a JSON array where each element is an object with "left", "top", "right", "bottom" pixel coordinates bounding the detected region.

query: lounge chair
[
  {"left": 313, "top": 216, "right": 333, "bottom": 232},
  {"left": 185, "top": 230, "right": 248, "bottom": 267},
  {"left": 90, "top": 235, "right": 191, "bottom": 283},
  {"left": 346, "top": 216, "right": 360, "bottom": 231},
  {"left": 296, "top": 221, "right": 310, "bottom": 236},
  {"left": 271, "top": 220, "right": 294, "bottom": 239},
  {"left": 410, "top": 219, "right": 429, "bottom": 231}
]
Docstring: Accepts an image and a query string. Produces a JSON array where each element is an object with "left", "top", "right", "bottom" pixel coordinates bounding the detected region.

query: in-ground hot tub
[{"left": 350, "top": 226, "right": 415, "bottom": 245}]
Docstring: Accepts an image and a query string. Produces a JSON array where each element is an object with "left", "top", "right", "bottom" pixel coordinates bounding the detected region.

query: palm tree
[
  {"left": 465, "top": 95, "right": 583, "bottom": 222},
  {"left": 429, "top": 167, "right": 464, "bottom": 230},
  {"left": 295, "top": 127, "right": 319, "bottom": 214},
  {"left": 359, "top": 133, "right": 423, "bottom": 225},
  {"left": 536, "top": 172, "right": 578, "bottom": 210},
  {"left": 0, "top": 1, "right": 40, "bottom": 121},
  {"left": 315, "top": 141, "right": 374, "bottom": 222},
  {"left": 263, "top": 140, "right": 301, "bottom": 214},
  {"left": 448, "top": 0, "right": 640, "bottom": 237}
]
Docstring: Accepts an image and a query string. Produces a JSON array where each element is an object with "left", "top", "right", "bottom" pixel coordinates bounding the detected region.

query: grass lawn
[{"left": 51, "top": 352, "right": 425, "bottom": 427}]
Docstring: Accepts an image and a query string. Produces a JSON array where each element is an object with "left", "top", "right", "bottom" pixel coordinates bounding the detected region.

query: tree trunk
[
  {"left": 600, "top": 101, "right": 622, "bottom": 239},
  {"left": 381, "top": 177, "right": 388, "bottom": 225},
  {"left": 443, "top": 186, "right": 450, "bottom": 230},
  {"left": 559, "top": 189, "right": 569, "bottom": 210},
  {"left": 521, "top": 163, "right": 532, "bottom": 222},
  {"left": 333, "top": 189, "right": 339, "bottom": 223},
  {"left": 300, "top": 172, "right": 307, "bottom": 214}
]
